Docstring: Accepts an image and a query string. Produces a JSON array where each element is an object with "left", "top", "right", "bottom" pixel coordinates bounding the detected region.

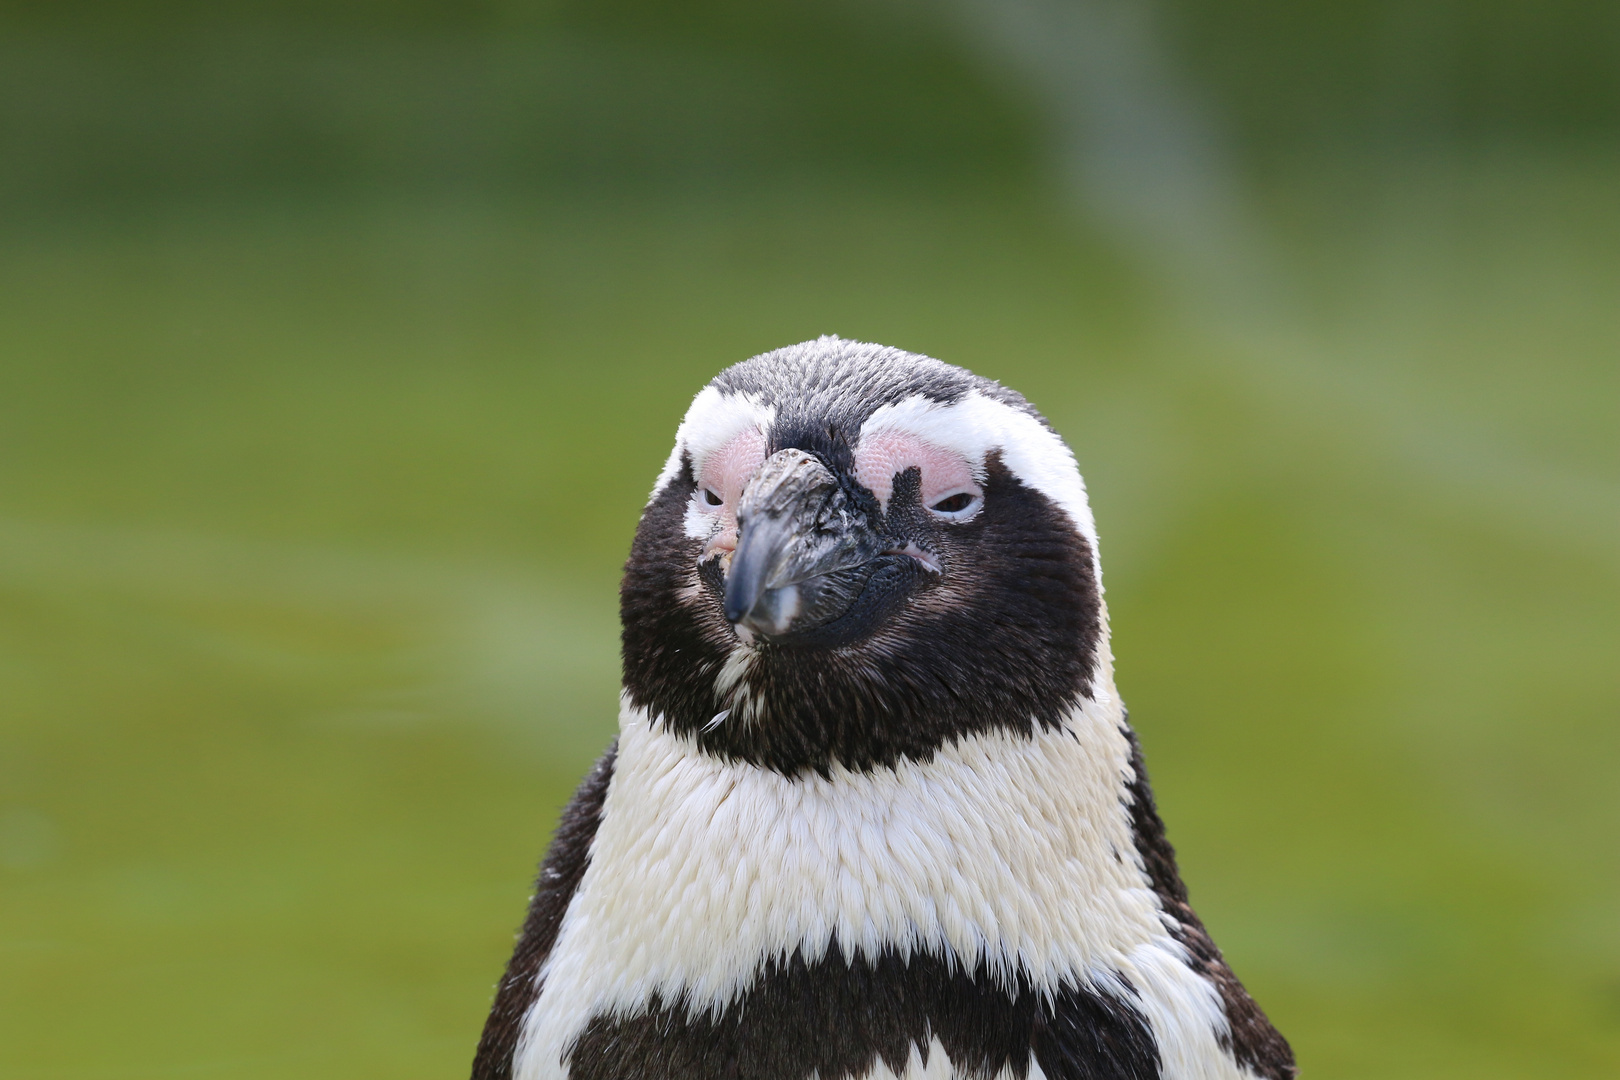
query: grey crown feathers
[{"left": 471, "top": 337, "right": 1296, "bottom": 1080}]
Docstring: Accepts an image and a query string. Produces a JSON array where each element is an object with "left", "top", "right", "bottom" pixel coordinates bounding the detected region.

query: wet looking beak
[{"left": 722, "top": 449, "right": 890, "bottom": 638}]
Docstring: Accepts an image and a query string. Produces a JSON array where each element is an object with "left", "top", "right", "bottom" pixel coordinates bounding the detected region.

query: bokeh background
[{"left": 1, "top": 1, "right": 1617, "bottom": 1076}]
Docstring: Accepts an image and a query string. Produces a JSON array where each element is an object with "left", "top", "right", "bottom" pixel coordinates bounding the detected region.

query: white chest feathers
[{"left": 513, "top": 693, "right": 1253, "bottom": 1080}]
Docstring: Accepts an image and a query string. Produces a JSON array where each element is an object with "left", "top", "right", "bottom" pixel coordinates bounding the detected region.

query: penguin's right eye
[{"left": 701, "top": 488, "right": 724, "bottom": 507}]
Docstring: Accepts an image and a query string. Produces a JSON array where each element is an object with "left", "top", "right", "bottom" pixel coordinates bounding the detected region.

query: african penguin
[{"left": 471, "top": 337, "right": 1296, "bottom": 1080}]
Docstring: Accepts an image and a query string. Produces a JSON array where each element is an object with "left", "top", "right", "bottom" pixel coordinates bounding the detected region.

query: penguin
[{"left": 471, "top": 337, "right": 1296, "bottom": 1080}]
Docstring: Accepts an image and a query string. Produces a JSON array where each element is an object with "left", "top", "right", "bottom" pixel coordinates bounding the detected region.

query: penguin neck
[
  {"left": 587, "top": 682, "right": 1155, "bottom": 1012},
  {"left": 621, "top": 597, "right": 1116, "bottom": 780}
]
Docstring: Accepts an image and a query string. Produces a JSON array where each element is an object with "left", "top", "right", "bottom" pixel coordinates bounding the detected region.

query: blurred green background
[{"left": 1, "top": 1, "right": 1616, "bottom": 1076}]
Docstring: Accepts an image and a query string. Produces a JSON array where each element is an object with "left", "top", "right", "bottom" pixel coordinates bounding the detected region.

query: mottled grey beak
[{"left": 724, "top": 449, "right": 888, "bottom": 637}]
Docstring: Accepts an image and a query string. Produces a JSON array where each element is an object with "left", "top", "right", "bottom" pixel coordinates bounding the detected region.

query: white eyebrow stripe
[
  {"left": 858, "top": 392, "right": 1099, "bottom": 550},
  {"left": 650, "top": 387, "right": 777, "bottom": 504}
]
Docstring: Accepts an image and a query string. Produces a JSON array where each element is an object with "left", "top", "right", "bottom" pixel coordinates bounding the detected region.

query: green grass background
[{"left": 1, "top": 3, "right": 1618, "bottom": 1077}]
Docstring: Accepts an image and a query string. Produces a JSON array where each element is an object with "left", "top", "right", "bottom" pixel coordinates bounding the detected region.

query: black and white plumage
[{"left": 472, "top": 338, "right": 1296, "bottom": 1080}]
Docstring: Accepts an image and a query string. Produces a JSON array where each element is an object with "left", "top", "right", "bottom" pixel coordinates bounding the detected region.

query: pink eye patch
[
  {"left": 854, "top": 431, "right": 979, "bottom": 512},
  {"left": 691, "top": 427, "right": 766, "bottom": 554},
  {"left": 696, "top": 427, "right": 767, "bottom": 508}
]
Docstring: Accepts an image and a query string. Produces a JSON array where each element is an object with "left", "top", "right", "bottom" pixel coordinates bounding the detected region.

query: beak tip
[{"left": 723, "top": 582, "right": 800, "bottom": 638}]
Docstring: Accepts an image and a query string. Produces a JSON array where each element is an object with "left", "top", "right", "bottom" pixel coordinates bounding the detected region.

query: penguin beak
[{"left": 723, "top": 448, "right": 889, "bottom": 638}]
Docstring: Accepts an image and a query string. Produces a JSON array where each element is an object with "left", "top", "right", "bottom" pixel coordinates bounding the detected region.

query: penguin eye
[
  {"left": 927, "top": 491, "right": 981, "bottom": 519},
  {"left": 701, "top": 487, "right": 724, "bottom": 507}
]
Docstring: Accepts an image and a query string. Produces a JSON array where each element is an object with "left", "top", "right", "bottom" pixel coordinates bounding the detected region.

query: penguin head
[{"left": 621, "top": 337, "right": 1108, "bottom": 775}]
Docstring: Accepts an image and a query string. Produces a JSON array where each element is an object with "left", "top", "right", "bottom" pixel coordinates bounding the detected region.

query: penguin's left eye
[
  {"left": 927, "top": 490, "right": 982, "bottom": 520},
  {"left": 701, "top": 487, "right": 724, "bottom": 507}
]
